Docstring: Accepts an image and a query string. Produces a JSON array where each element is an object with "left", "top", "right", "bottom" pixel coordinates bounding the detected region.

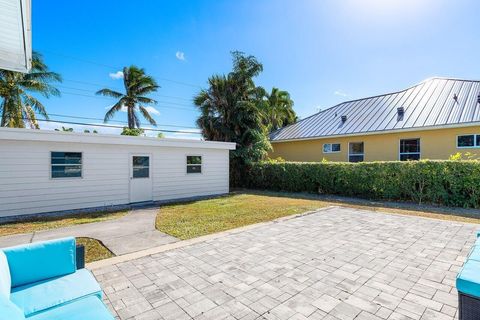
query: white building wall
[{"left": 0, "top": 139, "right": 230, "bottom": 217}]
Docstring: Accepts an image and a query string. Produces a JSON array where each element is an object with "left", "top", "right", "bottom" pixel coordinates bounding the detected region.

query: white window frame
[
  {"left": 348, "top": 142, "right": 364, "bottom": 162},
  {"left": 323, "top": 143, "right": 341, "bottom": 154},
  {"left": 50, "top": 151, "right": 83, "bottom": 179},
  {"left": 186, "top": 155, "right": 202, "bottom": 174},
  {"left": 399, "top": 138, "right": 421, "bottom": 161},
  {"left": 457, "top": 134, "right": 480, "bottom": 149}
]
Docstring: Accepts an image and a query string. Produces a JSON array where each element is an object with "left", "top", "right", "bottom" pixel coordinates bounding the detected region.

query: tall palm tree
[
  {"left": 264, "top": 87, "right": 297, "bottom": 132},
  {"left": 0, "top": 51, "right": 61, "bottom": 128},
  {"left": 97, "top": 66, "right": 159, "bottom": 129}
]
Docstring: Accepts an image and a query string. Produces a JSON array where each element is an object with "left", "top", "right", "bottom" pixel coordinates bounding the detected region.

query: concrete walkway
[{"left": 0, "top": 208, "right": 178, "bottom": 255}]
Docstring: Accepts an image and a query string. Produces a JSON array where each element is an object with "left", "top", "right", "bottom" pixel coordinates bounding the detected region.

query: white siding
[{"left": 0, "top": 139, "right": 230, "bottom": 217}]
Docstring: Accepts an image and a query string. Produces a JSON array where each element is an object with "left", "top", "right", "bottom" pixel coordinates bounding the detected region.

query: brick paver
[{"left": 92, "top": 206, "right": 478, "bottom": 319}]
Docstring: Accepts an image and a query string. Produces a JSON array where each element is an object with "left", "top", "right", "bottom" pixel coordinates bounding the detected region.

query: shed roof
[
  {"left": 0, "top": 127, "right": 236, "bottom": 150},
  {"left": 270, "top": 77, "right": 480, "bottom": 142}
]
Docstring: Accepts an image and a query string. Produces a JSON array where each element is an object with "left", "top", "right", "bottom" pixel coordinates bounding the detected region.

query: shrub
[{"left": 242, "top": 160, "right": 480, "bottom": 208}]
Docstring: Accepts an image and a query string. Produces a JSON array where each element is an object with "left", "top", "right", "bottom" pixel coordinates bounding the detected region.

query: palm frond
[
  {"left": 96, "top": 88, "right": 124, "bottom": 98},
  {"left": 104, "top": 100, "right": 124, "bottom": 122},
  {"left": 139, "top": 106, "right": 157, "bottom": 126}
]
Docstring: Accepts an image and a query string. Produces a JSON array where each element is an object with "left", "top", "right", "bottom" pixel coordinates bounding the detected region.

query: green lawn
[
  {"left": 76, "top": 237, "right": 114, "bottom": 263},
  {"left": 155, "top": 193, "right": 328, "bottom": 240}
]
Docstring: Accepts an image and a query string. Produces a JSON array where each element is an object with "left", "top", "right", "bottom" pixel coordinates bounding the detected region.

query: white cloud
[
  {"left": 109, "top": 71, "right": 124, "bottom": 80},
  {"left": 106, "top": 105, "right": 160, "bottom": 116},
  {"left": 175, "top": 51, "right": 185, "bottom": 61},
  {"left": 143, "top": 106, "right": 160, "bottom": 115},
  {"left": 334, "top": 90, "right": 348, "bottom": 97}
]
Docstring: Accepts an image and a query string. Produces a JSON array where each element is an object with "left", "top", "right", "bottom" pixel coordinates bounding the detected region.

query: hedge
[{"left": 242, "top": 160, "right": 480, "bottom": 208}]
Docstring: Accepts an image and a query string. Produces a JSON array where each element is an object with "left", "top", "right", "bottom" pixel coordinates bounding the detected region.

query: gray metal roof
[{"left": 270, "top": 77, "right": 480, "bottom": 141}]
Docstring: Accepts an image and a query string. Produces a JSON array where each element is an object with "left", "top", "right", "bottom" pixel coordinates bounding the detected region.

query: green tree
[
  {"left": 97, "top": 66, "right": 159, "bottom": 129},
  {"left": 0, "top": 51, "right": 61, "bottom": 128},
  {"left": 157, "top": 132, "right": 165, "bottom": 138},
  {"left": 55, "top": 126, "right": 73, "bottom": 132},
  {"left": 121, "top": 127, "right": 144, "bottom": 136},
  {"left": 194, "top": 51, "right": 274, "bottom": 184},
  {"left": 264, "top": 87, "right": 297, "bottom": 132}
]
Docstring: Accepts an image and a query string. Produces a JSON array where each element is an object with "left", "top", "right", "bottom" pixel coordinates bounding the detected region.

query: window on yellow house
[
  {"left": 348, "top": 142, "right": 364, "bottom": 162},
  {"left": 323, "top": 143, "right": 341, "bottom": 153},
  {"left": 399, "top": 139, "right": 420, "bottom": 161}
]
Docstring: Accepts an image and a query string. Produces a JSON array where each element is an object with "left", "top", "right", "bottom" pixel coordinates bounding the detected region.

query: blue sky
[{"left": 33, "top": 0, "right": 480, "bottom": 138}]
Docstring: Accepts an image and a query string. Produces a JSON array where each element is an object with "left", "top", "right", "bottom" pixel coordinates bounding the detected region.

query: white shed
[{"left": 0, "top": 128, "right": 236, "bottom": 218}]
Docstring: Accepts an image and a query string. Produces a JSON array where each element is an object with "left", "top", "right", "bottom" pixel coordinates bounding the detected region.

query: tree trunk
[{"left": 128, "top": 105, "right": 134, "bottom": 129}]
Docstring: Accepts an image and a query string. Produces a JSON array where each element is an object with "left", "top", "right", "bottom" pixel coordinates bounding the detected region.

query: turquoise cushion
[
  {"left": 0, "top": 250, "right": 11, "bottom": 297},
  {"left": 3, "top": 237, "right": 76, "bottom": 288},
  {"left": 469, "top": 246, "right": 480, "bottom": 261},
  {"left": 28, "top": 296, "right": 114, "bottom": 320},
  {"left": 0, "top": 294, "right": 24, "bottom": 320},
  {"left": 457, "top": 259, "right": 480, "bottom": 297},
  {"left": 10, "top": 269, "right": 101, "bottom": 317}
]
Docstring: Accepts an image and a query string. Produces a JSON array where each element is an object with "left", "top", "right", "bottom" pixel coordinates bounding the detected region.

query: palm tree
[
  {"left": 264, "top": 87, "right": 297, "bottom": 132},
  {"left": 0, "top": 51, "right": 61, "bottom": 128},
  {"left": 97, "top": 66, "right": 159, "bottom": 129}
]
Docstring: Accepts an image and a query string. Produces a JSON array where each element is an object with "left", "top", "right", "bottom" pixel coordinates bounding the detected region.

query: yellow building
[{"left": 270, "top": 78, "right": 480, "bottom": 162}]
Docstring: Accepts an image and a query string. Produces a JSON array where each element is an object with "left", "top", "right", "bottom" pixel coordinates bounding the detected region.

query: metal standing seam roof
[{"left": 270, "top": 77, "right": 480, "bottom": 142}]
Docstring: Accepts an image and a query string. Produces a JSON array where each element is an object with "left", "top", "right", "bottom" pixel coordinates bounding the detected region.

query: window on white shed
[
  {"left": 187, "top": 156, "right": 202, "bottom": 174},
  {"left": 51, "top": 152, "right": 82, "bottom": 178}
]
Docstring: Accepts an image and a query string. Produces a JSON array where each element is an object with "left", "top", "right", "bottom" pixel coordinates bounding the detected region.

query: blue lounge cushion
[
  {"left": 457, "top": 259, "right": 480, "bottom": 297},
  {"left": 10, "top": 269, "right": 101, "bottom": 317},
  {"left": 0, "top": 294, "right": 24, "bottom": 320},
  {"left": 0, "top": 250, "right": 11, "bottom": 297},
  {"left": 28, "top": 296, "right": 114, "bottom": 320},
  {"left": 468, "top": 245, "right": 480, "bottom": 262},
  {"left": 3, "top": 237, "right": 76, "bottom": 288}
]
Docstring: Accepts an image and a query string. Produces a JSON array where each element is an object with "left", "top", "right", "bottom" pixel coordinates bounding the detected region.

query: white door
[{"left": 129, "top": 154, "right": 153, "bottom": 203}]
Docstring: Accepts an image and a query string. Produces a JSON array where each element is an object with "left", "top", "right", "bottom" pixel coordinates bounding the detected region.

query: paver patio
[{"left": 91, "top": 206, "right": 479, "bottom": 320}]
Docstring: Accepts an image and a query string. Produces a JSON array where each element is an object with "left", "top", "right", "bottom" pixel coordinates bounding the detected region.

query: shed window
[
  {"left": 132, "top": 156, "right": 150, "bottom": 178},
  {"left": 458, "top": 135, "right": 479, "bottom": 148},
  {"left": 187, "top": 156, "right": 202, "bottom": 174},
  {"left": 348, "top": 142, "right": 364, "bottom": 162},
  {"left": 400, "top": 139, "right": 420, "bottom": 161},
  {"left": 323, "top": 143, "right": 341, "bottom": 153},
  {"left": 51, "top": 152, "right": 82, "bottom": 178}
]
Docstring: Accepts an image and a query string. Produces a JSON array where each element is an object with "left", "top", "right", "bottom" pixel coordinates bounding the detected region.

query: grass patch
[
  {"left": 157, "top": 191, "right": 480, "bottom": 240},
  {"left": 156, "top": 193, "right": 328, "bottom": 240},
  {"left": 76, "top": 237, "right": 114, "bottom": 263},
  {"left": 0, "top": 211, "right": 127, "bottom": 237}
]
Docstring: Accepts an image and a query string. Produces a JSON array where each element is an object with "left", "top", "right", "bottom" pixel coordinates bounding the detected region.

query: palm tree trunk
[{"left": 127, "top": 105, "right": 134, "bottom": 129}]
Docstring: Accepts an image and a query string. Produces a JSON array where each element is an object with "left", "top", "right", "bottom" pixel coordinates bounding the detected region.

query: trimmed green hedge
[{"left": 243, "top": 161, "right": 480, "bottom": 208}]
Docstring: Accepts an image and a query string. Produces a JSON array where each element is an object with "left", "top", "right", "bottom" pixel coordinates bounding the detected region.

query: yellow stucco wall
[{"left": 269, "top": 126, "right": 480, "bottom": 162}]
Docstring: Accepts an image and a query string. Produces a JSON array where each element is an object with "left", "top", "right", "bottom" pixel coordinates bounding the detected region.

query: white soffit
[{"left": 0, "top": 0, "right": 31, "bottom": 73}]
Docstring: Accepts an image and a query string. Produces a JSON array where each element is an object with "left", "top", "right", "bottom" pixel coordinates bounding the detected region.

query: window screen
[
  {"left": 348, "top": 142, "right": 364, "bottom": 162},
  {"left": 51, "top": 152, "right": 82, "bottom": 178},
  {"left": 132, "top": 156, "right": 149, "bottom": 178},
  {"left": 187, "top": 156, "right": 202, "bottom": 174}
]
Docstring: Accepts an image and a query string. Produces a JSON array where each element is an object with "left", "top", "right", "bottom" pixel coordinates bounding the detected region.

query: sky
[{"left": 32, "top": 0, "right": 480, "bottom": 138}]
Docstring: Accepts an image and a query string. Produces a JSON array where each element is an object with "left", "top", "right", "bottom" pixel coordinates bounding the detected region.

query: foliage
[
  {"left": 449, "top": 152, "right": 480, "bottom": 160},
  {"left": 243, "top": 160, "right": 480, "bottom": 208},
  {"left": 193, "top": 51, "right": 297, "bottom": 185},
  {"left": 121, "top": 127, "right": 144, "bottom": 136},
  {"left": 157, "top": 132, "right": 165, "bottom": 138},
  {"left": 97, "top": 66, "right": 159, "bottom": 129},
  {"left": 0, "top": 51, "right": 61, "bottom": 128},
  {"left": 55, "top": 126, "right": 73, "bottom": 132},
  {"left": 83, "top": 129, "right": 98, "bottom": 133}
]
